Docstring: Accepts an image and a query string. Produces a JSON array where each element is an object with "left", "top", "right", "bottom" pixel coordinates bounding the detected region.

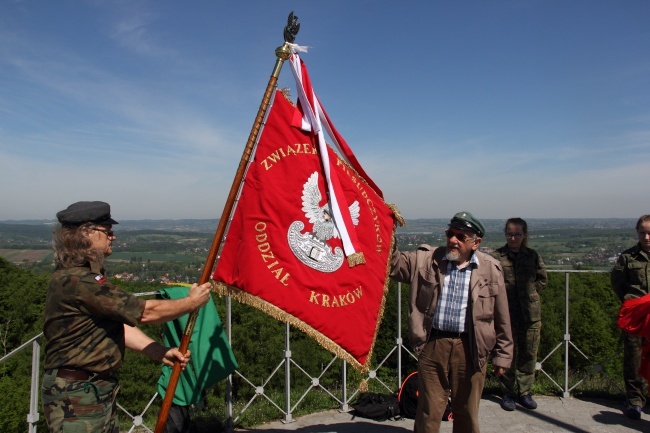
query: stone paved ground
[{"left": 238, "top": 395, "right": 650, "bottom": 433}]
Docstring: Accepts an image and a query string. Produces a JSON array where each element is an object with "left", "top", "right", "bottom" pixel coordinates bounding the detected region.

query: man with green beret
[
  {"left": 42, "top": 201, "right": 213, "bottom": 433},
  {"left": 390, "top": 211, "right": 513, "bottom": 433}
]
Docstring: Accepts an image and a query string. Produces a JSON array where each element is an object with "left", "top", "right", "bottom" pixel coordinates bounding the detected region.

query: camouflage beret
[
  {"left": 449, "top": 211, "right": 485, "bottom": 238},
  {"left": 56, "top": 201, "right": 119, "bottom": 226}
]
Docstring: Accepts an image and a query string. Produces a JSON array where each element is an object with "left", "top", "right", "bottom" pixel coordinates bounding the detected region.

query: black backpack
[
  {"left": 397, "top": 371, "right": 419, "bottom": 419},
  {"left": 397, "top": 371, "right": 453, "bottom": 421},
  {"left": 350, "top": 392, "right": 400, "bottom": 421}
]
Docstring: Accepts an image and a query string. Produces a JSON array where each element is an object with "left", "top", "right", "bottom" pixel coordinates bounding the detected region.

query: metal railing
[
  {"left": 539, "top": 270, "right": 623, "bottom": 398},
  {"left": 2, "top": 270, "right": 623, "bottom": 432}
]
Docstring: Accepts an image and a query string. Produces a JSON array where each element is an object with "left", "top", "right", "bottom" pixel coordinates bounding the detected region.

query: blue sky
[{"left": 1, "top": 1, "right": 649, "bottom": 221}]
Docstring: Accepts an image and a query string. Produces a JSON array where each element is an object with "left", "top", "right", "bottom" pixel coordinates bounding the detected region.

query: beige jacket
[{"left": 390, "top": 244, "right": 513, "bottom": 370}]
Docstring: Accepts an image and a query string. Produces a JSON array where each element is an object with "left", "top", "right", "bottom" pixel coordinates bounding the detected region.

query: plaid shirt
[{"left": 432, "top": 253, "right": 480, "bottom": 333}]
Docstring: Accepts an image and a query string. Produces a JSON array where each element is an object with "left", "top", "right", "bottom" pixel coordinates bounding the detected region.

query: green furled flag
[{"left": 157, "top": 286, "right": 238, "bottom": 406}]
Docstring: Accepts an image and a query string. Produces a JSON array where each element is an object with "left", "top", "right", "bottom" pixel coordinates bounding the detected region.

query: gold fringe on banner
[
  {"left": 211, "top": 280, "right": 374, "bottom": 372},
  {"left": 387, "top": 203, "right": 405, "bottom": 227},
  {"left": 347, "top": 252, "right": 366, "bottom": 267},
  {"left": 358, "top": 379, "right": 369, "bottom": 393}
]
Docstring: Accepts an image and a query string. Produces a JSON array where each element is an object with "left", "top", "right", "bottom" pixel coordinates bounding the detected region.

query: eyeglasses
[
  {"left": 92, "top": 227, "right": 115, "bottom": 238},
  {"left": 445, "top": 229, "right": 475, "bottom": 243},
  {"left": 505, "top": 233, "right": 524, "bottom": 239}
]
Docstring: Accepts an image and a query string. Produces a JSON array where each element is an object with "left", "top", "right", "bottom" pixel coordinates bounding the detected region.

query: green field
[
  {"left": 0, "top": 219, "right": 639, "bottom": 275},
  {"left": 0, "top": 249, "right": 51, "bottom": 263},
  {"left": 109, "top": 251, "right": 200, "bottom": 263}
]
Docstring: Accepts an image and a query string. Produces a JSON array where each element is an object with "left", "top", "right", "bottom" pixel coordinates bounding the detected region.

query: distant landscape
[
  {"left": 0, "top": 218, "right": 637, "bottom": 431},
  {"left": 0, "top": 218, "right": 639, "bottom": 281},
  {"left": 396, "top": 218, "right": 637, "bottom": 271}
]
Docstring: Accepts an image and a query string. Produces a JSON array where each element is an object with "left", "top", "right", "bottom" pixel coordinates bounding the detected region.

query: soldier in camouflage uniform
[
  {"left": 611, "top": 214, "right": 650, "bottom": 420},
  {"left": 491, "top": 218, "right": 547, "bottom": 412},
  {"left": 42, "top": 201, "right": 212, "bottom": 433}
]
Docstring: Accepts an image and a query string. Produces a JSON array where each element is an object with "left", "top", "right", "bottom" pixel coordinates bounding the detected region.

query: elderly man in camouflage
[
  {"left": 42, "top": 201, "right": 212, "bottom": 433},
  {"left": 611, "top": 214, "right": 650, "bottom": 420},
  {"left": 390, "top": 211, "right": 513, "bottom": 433},
  {"left": 491, "top": 217, "right": 547, "bottom": 412}
]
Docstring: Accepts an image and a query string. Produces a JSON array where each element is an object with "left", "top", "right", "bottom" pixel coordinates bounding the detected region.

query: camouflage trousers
[
  {"left": 42, "top": 369, "right": 120, "bottom": 433},
  {"left": 623, "top": 332, "right": 647, "bottom": 407},
  {"left": 500, "top": 320, "right": 541, "bottom": 397}
]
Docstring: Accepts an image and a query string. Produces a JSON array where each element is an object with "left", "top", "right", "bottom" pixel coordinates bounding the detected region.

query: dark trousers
[
  {"left": 624, "top": 332, "right": 647, "bottom": 407},
  {"left": 500, "top": 320, "right": 541, "bottom": 397}
]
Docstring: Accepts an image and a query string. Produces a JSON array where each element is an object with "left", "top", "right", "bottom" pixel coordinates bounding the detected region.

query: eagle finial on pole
[{"left": 284, "top": 11, "right": 300, "bottom": 43}]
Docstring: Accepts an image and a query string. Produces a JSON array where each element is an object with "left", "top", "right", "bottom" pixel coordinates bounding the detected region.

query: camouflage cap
[
  {"left": 449, "top": 211, "right": 485, "bottom": 238},
  {"left": 56, "top": 201, "right": 119, "bottom": 226}
]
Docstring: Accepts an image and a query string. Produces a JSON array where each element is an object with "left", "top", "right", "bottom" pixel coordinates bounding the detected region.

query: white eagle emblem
[
  {"left": 287, "top": 172, "right": 360, "bottom": 272},
  {"left": 301, "top": 172, "right": 360, "bottom": 241}
]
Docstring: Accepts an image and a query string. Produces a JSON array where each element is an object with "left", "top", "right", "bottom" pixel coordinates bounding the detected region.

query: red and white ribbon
[{"left": 288, "top": 53, "right": 363, "bottom": 258}]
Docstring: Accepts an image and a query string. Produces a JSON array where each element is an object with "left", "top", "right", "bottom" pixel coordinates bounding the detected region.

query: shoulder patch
[{"left": 94, "top": 274, "right": 107, "bottom": 283}]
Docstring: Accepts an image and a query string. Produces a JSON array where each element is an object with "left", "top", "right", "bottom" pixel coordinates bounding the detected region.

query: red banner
[{"left": 212, "top": 88, "right": 400, "bottom": 370}]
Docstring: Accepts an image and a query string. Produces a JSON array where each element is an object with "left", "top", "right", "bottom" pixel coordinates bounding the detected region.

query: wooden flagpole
[{"left": 154, "top": 12, "right": 300, "bottom": 433}]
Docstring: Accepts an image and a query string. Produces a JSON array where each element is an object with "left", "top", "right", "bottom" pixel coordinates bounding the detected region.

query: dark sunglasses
[
  {"left": 445, "top": 229, "right": 475, "bottom": 243},
  {"left": 92, "top": 227, "right": 115, "bottom": 238}
]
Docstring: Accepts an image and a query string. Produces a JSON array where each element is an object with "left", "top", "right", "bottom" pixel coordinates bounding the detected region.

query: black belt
[
  {"left": 45, "top": 368, "right": 116, "bottom": 382},
  {"left": 431, "top": 328, "right": 467, "bottom": 339}
]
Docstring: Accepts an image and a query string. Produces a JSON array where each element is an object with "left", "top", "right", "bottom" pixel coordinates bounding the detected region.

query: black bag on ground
[
  {"left": 350, "top": 392, "right": 400, "bottom": 421},
  {"left": 397, "top": 371, "right": 419, "bottom": 419},
  {"left": 397, "top": 371, "right": 453, "bottom": 422}
]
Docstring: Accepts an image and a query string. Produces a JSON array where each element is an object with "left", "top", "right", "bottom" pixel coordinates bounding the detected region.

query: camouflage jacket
[
  {"left": 491, "top": 245, "right": 547, "bottom": 323},
  {"left": 43, "top": 261, "right": 146, "bottom": 374},
  {"left": 611, "top": 244, "right": 649, "bottom": 302}
]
